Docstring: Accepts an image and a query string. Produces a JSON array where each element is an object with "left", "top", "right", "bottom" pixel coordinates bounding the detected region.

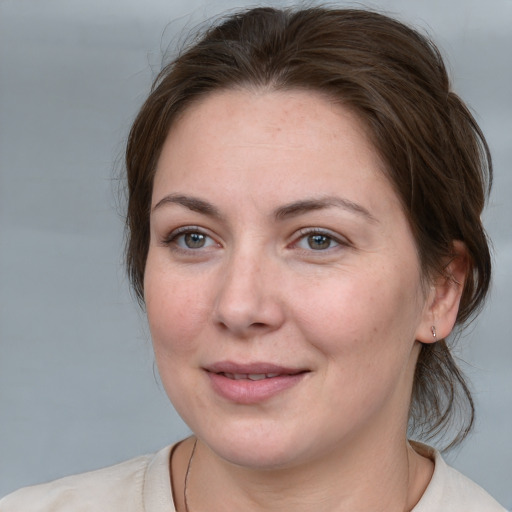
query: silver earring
[{"left": 431, "top": 326, "right": 437, "bottom": 340}]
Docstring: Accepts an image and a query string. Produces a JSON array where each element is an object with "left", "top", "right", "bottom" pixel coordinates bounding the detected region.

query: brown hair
[{"left": 125, "top": 7, "right": 492, "bottom": 448}]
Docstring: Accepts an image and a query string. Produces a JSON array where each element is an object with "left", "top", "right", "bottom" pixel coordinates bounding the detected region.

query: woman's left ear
[{"left": 416, "top": 241, "right": 469, "bottom": 344}]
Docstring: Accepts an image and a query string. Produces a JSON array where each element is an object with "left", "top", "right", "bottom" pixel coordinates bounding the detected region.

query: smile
[{"left": 205, "top": 363, "right": 309, "bottom": 404}]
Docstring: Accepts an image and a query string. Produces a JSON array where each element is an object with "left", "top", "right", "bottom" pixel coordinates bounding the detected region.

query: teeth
[
  {"left": 248, "top": 374, "right": 266, "bottom": 381},
  {"left": 222, "top": 373, "right": 281, "bottom": 380}
]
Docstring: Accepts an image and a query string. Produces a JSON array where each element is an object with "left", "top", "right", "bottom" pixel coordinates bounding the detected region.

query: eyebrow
[
  {"left": 152, "top": 194, "right": 222, "bottom": 219},
  {"left": 152, "top": 193, "right": 377, "bottom": 224},
  {"left": 274, "top": 196, "right": 378, "bottom": 223}
]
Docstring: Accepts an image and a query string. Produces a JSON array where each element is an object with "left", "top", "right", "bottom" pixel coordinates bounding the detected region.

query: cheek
[
  {"left": 144, "top": 262, "right": 211, "bottom": 357},
  {"left": 294, "top": 271, "right": 425, "bottom": 422},
  {"left": 293, "top": 267, "right": 424, "bottom": 360}
]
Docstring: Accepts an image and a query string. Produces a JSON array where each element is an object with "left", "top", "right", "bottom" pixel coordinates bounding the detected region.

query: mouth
[
  {"left": 204, "top": 362, "right": 309, "bottom": 404},
  {"left": 205, "top": 361, "right": 308, "bottom": 378}
]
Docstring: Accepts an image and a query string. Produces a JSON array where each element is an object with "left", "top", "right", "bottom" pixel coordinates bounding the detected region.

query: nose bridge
[{"left": 213, "top": 241, "right": 283, "bottom": 335}]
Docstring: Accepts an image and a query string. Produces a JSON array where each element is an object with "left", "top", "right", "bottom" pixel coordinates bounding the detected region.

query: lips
[{"left": 204, "top": 361, "right": 308, "bottom": 404}]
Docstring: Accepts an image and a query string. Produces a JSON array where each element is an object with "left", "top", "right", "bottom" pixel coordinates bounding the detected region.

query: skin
[{"left": 144, "top": 89, "right": 466, "bottom": 511}]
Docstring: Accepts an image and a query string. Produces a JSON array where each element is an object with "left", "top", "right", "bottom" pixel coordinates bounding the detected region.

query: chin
[
  {"left": 214, "top": 443, "right": 297, "bottom": 470},
  {"left": 195, "top": 422, "right": 316, "bottom": 471}
]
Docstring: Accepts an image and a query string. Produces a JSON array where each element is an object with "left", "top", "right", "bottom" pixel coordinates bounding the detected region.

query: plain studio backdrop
[{"left": 0, "top": 0, "right": 511, "bottom": 507}]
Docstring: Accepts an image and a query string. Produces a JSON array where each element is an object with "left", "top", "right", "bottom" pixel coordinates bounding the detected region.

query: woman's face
[{"left": 145, "top": 89, "right": 434, "bottom": 469}]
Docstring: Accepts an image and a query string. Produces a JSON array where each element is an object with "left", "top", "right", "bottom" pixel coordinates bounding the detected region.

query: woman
[{"left": 1, "top": 6, "right": 506, "bottom": 511}]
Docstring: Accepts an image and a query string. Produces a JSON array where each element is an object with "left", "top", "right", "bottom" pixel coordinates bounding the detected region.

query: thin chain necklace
[{"left": 183, "top": 438, "right": 198, "bottom": 512}]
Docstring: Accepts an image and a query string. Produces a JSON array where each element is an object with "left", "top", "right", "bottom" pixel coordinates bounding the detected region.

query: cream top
[{"left": 0, "top": 444, "right": 506, "bottom": 511}]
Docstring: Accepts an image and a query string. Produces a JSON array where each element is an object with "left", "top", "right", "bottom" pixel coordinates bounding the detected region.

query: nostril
[{"left": 250, "top": 322, "right": 268, "bottom": 328}]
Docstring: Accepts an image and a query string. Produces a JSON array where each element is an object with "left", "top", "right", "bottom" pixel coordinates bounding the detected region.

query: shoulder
[
  {"left": 413, "top": 443, "right": 507, "bottom": 512},
  {"left": 0, "top": 445, "right": 175, "bottom": 512}
]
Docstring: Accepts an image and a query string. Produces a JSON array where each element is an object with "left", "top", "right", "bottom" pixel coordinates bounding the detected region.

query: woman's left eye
[{"left": 294, "top": 230, "right": 344, "bottom": 251}]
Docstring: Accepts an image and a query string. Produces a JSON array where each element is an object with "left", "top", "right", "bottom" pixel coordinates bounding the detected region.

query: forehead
[
  {"left": 154, "top": 88, "right": 388, "bottom": 195},
  {"left": 171, "top": 88, "right": 372, "bottom": 149}
]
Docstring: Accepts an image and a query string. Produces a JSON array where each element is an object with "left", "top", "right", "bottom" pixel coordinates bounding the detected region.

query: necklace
[
  {"left": 183, "top": 438, "right": 198, "bottom": 512},
  {"left": 182, "top": 438, "right": 415, "bottom": 511}
]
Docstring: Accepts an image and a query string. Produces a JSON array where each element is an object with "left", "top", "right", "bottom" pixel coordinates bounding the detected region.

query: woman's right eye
[
  {"left": 163, "top": 228, "right": 218, "bottom": 251},
  {"left": 177, "top": 232, "right": 210, "bottom": 249}
]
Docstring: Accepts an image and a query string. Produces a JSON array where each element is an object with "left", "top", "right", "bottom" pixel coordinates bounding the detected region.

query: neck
[{"left": 173, "top": 434, "right": 433, "bottom": 512}]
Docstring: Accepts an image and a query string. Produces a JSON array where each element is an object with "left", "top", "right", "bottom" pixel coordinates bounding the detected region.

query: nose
[{"left": 212, "top": 248, "right": 285, "bottom": 338}]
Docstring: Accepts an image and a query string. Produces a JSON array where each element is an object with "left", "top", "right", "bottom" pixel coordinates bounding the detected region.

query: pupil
[
  {"left": 185, "top": 233, "right": 205, "bottom": 248},
  {"left": 308, "top": 234, "right": 330, "bottom": 250}
]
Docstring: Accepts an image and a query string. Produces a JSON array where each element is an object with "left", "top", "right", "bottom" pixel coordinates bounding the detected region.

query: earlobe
[{"left": 416, "top": 241, "right": 468, "bottom": 344}]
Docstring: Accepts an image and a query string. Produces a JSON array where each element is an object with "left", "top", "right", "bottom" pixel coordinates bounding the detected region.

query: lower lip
[{"left": 207, "top": 372, "right": 306, "bottom": 404}]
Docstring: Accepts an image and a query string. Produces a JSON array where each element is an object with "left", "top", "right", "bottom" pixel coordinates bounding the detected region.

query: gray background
[{"left": 1, "top": 0, "right": 511, "bottom": 507}]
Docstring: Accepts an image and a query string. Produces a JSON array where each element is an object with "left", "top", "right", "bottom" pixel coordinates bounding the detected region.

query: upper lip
[{"left": 204, "top": 361, "right": 308, "bottom": 375}]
